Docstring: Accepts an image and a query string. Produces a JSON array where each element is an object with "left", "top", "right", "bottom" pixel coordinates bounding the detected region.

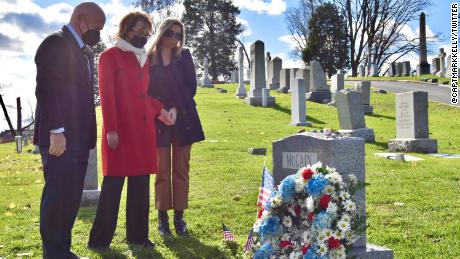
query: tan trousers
[{"left": 155, "top": 143, "right": 192, "bottom": 211}]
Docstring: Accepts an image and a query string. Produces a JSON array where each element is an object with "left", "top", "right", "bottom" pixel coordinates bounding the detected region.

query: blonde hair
[
  {"left": 148, "top": 17, "right": 185, "bottom": 65},
  {"left": 116, "top": 11, "right": 152, "bottom": 41}
]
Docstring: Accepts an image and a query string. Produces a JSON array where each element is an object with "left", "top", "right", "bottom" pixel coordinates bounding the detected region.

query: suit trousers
[
  {"left": 155, "top": 143, "right": 192, "bottom": 211},
  {"left": 39, "top": 147, "right": 89, "bottom": 259},
  {"left": 88, "top": 174, "right": 150, "bottom": 247}
]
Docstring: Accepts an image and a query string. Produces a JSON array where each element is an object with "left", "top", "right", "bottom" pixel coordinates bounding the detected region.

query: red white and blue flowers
[{"left": 251, "top": 162, "right": 363, "bottom": 259}]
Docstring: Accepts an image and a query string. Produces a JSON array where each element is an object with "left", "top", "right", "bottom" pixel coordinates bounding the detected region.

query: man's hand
[
  {"left": 107, "top": 131, "right": 119, "bottom": 150},
  {"left": 49, "top": 133, "right": 66, "bottom": 157}
]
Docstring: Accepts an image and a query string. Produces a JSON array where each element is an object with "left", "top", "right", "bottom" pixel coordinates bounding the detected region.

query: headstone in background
[
  {"left": 306, "top": 60, "right": 331, "bottom": 103},
  {"left": 354, "top": 81, "right": 373, "bottom": 115},
  {"left": 15, "top": 135, "right": 22, "bottom": 153},
  {"left": 389, "top": 62, "right": 397, "bottom": 77},
  {"left": 262, "top": 88, "right": 269, "bottom": 107},
  {"left": 265, "top": 52, "right": 271, "bottom": 85},
  {"left": 80, "top": 148, "right": 100, "bottom": 207},
  {"left": 290, "top": 78, "right": 311, "bottom": 126},
  {"left": 446, "top": 54, "right": 452, "bottom": 78},
  {"left": 369, "top": 63, "right": 378, "bottom": 76},
  {"left": 388, "top": 91, "right": 437, "bottom": 153},
  {"left": 278, "top": 68, "right": 291, "bottom": 93},
  {"left": 330, "top": 70, "right": 345, "bottom": 105},
  {"left": 236, "top": 46, "right": 247, "bottom": 99},
  {"left": 201, "top": 57, "right": 213, "bottom": 88},
  {"left": 436, "top": 48, "right": 447, "bottom": 77},
  {"left": 336, "top": 90, "right": 375, "bottom": 143},
  {"left": 295, "top": 68, "right": 311, "bottom": 92},
  {"left": 402, "top": 61, "right": 411, "bottom": 76},
  {"left": 359, "top": 65, "right": 365, "bottom": 77},
  {"left": 268, "top": 57, "right": 282, "bottom": 90},
  {"left": 272, "top": 131, "right": 393, "bottom": 258},
  {"left": 397, "top": 62, "right": 404, "bottom": 77},
  {"left": 245, "top": 40, "right": 275, "bottom": 106},
  {"left": 431, "top": 58, "right": 440, "bottom": 76}
]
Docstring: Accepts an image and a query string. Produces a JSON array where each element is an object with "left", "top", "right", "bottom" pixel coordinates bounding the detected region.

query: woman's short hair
[{"left": 116, "top": 11, "right": 152, "bottom": 40}]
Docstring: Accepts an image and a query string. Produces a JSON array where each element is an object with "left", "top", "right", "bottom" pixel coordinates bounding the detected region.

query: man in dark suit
[{"left": 33, "top": 2, "right": 105, "bottom": 258}]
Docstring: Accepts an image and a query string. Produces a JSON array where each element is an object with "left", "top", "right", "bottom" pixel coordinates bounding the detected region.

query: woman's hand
[
  {"left": 168, "top": 107, "right": 177, "bottom": 125},
  {"left": 158, "top": 108, "right": 173, "bottom": 125},
  {"left": 107, "top": 131, "right": 119, "bottom": 150}
]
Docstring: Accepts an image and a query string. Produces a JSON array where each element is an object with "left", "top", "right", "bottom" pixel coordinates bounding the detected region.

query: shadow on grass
[
  {"left": 128, "top": 244, "right": 165, "bottom": 259},
  {"left": 77, "top": 207, "right": 97, "bottom": 223},
  {"left": 367, "top": 113, "right": 395, "bottom": 120},
  {"left": 272, "top": 103, "right": 326, "bottom": 125},
  {"left": 371, "top": 141, "right": 389, "bottom": 151},
  {"left": 91, "top": 247, "right": 129, "bottom": 259},
  {"left": 162, "top": 234, "right": 230, "bottom": 258}
]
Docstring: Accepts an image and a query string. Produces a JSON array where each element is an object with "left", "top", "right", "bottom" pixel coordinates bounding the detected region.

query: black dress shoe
[
  {"left": 173, "top": 216, "right": 189, "bottom": 236},
  {"left": 87, "top": 244, "right": 108, "bottom": 252},
  {"left": 158, "top": 221, "right": 172, "bottom": 237},
  {"left": 128, "top": 239, "right": 155, "bottom": 248}
]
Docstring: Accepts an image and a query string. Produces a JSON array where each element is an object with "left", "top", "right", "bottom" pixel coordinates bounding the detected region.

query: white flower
[
  {"left": 272, "top": 196, "right": 282, "bottom": 208},
  {"left": 326, "top": 202, "right": 338, "bottom": 214},
  {"left": 302, "top": 231, "right": 311, "bottom": 243},
  {"left": 312, "top": 161, "right": 322, "bottom": 171},
  {"left": 325, "top": 172, "right": 342, "bottom": 184},
  {"left": 283, "top": 216, "right": 293, "bottom": 228},
  {"left": 341, "top": 214, "right": 351, "bottom": 223},
  {"left": 317, "top": 243, "right": 329, "bottom": 256},
  {"left": 324, "top": 185, "right": 335, "bottom": 195},
  {"left": 318, "top": 233, "right": 327, "bottom": 243},
  {"left": 334, "top": 230, "right": 345, "bottom": 239},
  {"left": 281, "top": 233, "right": 290, "bottom": 241},
  {"left": 288, "top": 206, "right": 296, "bottom": 216},
  {"left": 337, "top": 219, "right": 350, "bottom": 232},
  {"left": 302, "top": 220, "right": 310, "bottom": 227},
  {"left": 295, "top": 178, "right": 305, "bottom": 192},
  {"left": 289, "top": 251, "right": 302, "bottom": 259},
  {"left": 279, "top": 256, "right": 288, "bottom": 259},
  {"left": 306, "top": 197, "right": 315, "bottom": 212},
  {"left": 339, "top": 191, "right": 351, "bottom": 200},
  {"left": 320, "top": 228, "right": 333, "bottom": 239},
  {"left": 343, "top": 200, "right": 356, "bottom": 212},
  {"left": 348, "top": 174, "right": 358, "bottom": 184},
  {"left": 253, "top": 220, "right": 262, "bottom": 232},
  {"left": 326, "top": 166, "right": 337, "bottom": 173}
]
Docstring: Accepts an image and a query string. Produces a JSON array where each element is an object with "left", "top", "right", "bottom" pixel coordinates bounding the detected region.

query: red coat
[{"left": 99, "top": 47, "right": 163, "bottom": 176}]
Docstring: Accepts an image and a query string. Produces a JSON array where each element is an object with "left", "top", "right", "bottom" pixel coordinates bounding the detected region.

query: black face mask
[
  {"left": 130, "top": 35, "right": 147, "bottom": 48},
  {"left": 80, "top": 16, "right": 100, "bottom": 46}
]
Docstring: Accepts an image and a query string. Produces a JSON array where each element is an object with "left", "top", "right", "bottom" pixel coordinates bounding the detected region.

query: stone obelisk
[{"left": 418, "top": 12, "right": 430, "bottom": 75}]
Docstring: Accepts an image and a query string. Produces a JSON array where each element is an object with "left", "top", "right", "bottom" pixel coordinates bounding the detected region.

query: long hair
[{"left": 148, "top": 17, "right": 185, "bottom": 65}]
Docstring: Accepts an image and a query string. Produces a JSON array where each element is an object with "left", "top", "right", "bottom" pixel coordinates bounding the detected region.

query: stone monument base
[
  {"left": 363, "top": 105, "right": 374, "bottom": 115},
  {"left": 306, "top": 91, "right": 331, "bottom": 103},
  {"left": 269, "top": 83, "right": 279, "bottom": 90},
  {"left": 201, "top": 78, "right": 214, "bottom": 88},
  {"left": 419, "top": 62, "right": 430, "bottom": 75},
  {"left": 348, "top": 244, "right": 394, "bottom": 259},
  {"left": 339, "top": 128, "right": 375, "bottom": 143},
  {"left": 80, "top": 189, "right": 100, "bottom": 207},
  {"left": 235, "top": 93, "right": 247, "bottom": 99},
  {"left": 290, "top": 121, "right": 311, "bottom": 127},
  {"left": 277, "top": 87, "right": 289, "bottom": 93},
  {"left": 245, "top": 96, "right": 276, "bottom": 107},
  {"left": 388, "top": 138, "right": 438, "bottom": 153}
]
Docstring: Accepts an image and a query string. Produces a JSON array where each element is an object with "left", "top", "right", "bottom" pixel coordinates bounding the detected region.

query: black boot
[
  {"left": 174, "top": 210, "right": 189, "bottom": 236},
  {"left": 158, "top": 210, "right": 172, "bottom": 237}
]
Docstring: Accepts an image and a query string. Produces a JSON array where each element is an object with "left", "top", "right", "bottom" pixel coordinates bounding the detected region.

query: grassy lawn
[
  {"left": 0, "top": 83, "right": 459, "bottom": 258},
  {"left": 347, "top": 75, "right": 450, "bottom": 84}
]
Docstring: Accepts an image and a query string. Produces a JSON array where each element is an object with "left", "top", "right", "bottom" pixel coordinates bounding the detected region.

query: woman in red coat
[{"left": 88, "top": 11, "right": 168, "bottom": 249}]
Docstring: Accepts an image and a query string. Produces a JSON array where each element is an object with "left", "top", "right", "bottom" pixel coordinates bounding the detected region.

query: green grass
[
  {"left": 1, "top": 84, "right": 460, "bottom": 258},
  {"left": 347, "top": 75, "right": 450, "bottom": 84}
]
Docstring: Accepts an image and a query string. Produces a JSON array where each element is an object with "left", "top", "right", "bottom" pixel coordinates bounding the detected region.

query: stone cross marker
[
  {"left": 236, "top": 46, "right": 247, "bottom": 99},
  {"left": 290, "top": 78, "right": 311, "bottom": 126},
  {"left": 389, "top": 91, "right": 437, "bottom": 153},
  {"left": 336, "top": 90, "right": 375, "bottom": 142},
  {"left": 81, "top": 148, "right": 100, "bottom": 207},
  {"left": 245, "top": 40, "right": 275, "bottom": 106},
  {"left": 272, "top": 131, "right": 393, "bottom": 258},
  {"left": 436, "top": 48, "right": 447, "bottom": 77}
]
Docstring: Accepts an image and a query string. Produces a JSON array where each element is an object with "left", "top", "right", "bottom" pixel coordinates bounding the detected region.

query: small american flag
[
  {"left": 222, "top": 222, "right": 236, "bottom": 242},
  {"left": 243, "top": 228, "right": 256, "bottom": 252},
  {"left": 257, "top": 166, "right": 274, "bottom": 208}
]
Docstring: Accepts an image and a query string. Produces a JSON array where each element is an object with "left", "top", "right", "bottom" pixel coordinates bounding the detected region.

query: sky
[{"left": 0, "top": 0, "right": 455, "bottom": 131}]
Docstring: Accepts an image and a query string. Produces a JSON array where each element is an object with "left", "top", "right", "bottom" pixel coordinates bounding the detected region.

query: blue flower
[
  {"left": 279, "top": 175, "right": 297, "bottom": 202},
  {"left": 254, "top": 243, "right": 273, "bottom": 259},
  {"left": 306, "top": 175, "right": 329, "bottom": 197},
  {"left": 313, "top": 211, "right": 332, "bottom": 229},
  {"left": 259, "top": 216, "right": 282, "bottom": 242},
  {"left": 304, "top": 244, "right": 319, "bottom": 259}
]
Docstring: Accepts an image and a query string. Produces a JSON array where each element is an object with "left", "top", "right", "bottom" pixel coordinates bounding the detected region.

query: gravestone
[
  {"left": 201, "top": 57, "right": 213, "bottom": 88},
  {"left": 431, "top": 58, "right": 440, "bottom": 75},
  {"left": 402, "top": 61, "right": 411, "bottom": 76},
  {"left": 236, "top": 47, "right": 247, "bottom": 99},
  {"left": 336, "top": 90, "right": 375, "bottom": 142},
  {"left": 245, "top": 40, "right": 275, "bottom": 106},
  {"left": 418, "top": 12, "right": 431, "bottom": 75},
  {"left": 389, "top": 62, "right": 397, "bottom": 76},
  {"left": 268, "top": 57, "right": 282, "bottom": 90},
  {"left": 436, "top": 48, "right": 447, "bottom": 77},
  {"left": 231, "top": 70, "right": 239, "bottom": 83},
  {"left": 295, "top": 68, "right": 311, "bottom": 92},
  {"left": 278, "top": 68, "right": 291, "bottom": 93},
  {"left": 330, "top": 70, "right": 344, "bottom": 105},
  {"left": 359, "top": 65, "right": 365, "bottom": 77},
  {"left": 81, "top": 148, "right": 100, "bottom": 207},
  {"left": 290, "top": 78, "right": 311, "bottom": 126},
  {"left": 369, "top": 64, "right": 378, "bottom": 76},
  {"left": 306, "top": 60, "right": 331, "bottom": 103},
  {"left": 272, "top": 131, "right": 393, "bottom": 258},
  {"left": 388, "top": 91, "right": 437, "bottom": 153},
  {"left": 397, "top": 62, "right": 404, "bottom": 76},
  {"left": 266, "top": 52, "right": 271, "bottom": 85},
  {"left": 354, "top": 81, "right": 373, "bottom": 114},
  {"left": 446, "top": 54, "right": 452, "bottom": 78}
]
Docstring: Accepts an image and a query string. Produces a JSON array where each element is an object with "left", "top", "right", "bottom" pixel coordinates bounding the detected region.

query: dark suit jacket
[
  {"left": 148, "top": 48, "right": 205, "bottom": 147},
  {"left": 33, "top": 26, "right": 97, "bottom": 151}
]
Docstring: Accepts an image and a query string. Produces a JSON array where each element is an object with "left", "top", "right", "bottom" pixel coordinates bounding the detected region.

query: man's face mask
[{"left": 80, "top": 16, "right": 100, "bottom": 46}]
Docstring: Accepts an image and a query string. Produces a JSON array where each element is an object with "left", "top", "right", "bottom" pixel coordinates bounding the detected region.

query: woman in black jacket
[{"left": 148, "top": 17, "right": 205, "bottom": 236}]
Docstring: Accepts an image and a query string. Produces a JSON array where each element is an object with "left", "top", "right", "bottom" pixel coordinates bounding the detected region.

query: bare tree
[{"left": 135, "top": 0, "right": 183, "bottom": 34}]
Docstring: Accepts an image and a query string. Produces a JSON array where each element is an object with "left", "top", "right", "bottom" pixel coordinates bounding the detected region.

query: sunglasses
[{"left": 164, "top": 30, "right": 182, "bottom": 40}]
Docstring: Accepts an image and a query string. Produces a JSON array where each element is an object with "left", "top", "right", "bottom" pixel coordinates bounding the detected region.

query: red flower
[
  {"left": 302, "top": 168, "right": 314, "bottom": 180},
  {"left": 279, "top": 240, "right": 293, "bottom": 248},
  {"left": 302, "top": 244, "right": 311, "bottom": 254},
  {"left": 328, "top": 237, "right": 341, "bottom": 250},
  {"left": 319, "top": 195, "right": 331, "bottom": 210},
  {"left": 308, "top": 212, "right": 315, "bottom": 222},
  {"left": 295, "top": 205, "right": 302, "bottom": 217},
  {"left": 257, "top": 207, "right": 264, "bottom": 219}
]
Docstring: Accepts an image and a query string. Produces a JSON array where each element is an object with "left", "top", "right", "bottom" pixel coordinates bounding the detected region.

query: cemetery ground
[
  {"left": 0, "top": 83, "right": 460, "bottom": 258},
  {"left": 347, "top": 75, "right": 450, "bottom": 84}
]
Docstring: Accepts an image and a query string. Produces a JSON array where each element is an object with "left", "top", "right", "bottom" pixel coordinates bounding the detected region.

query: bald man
[{"left": 33, "top": 2, "right": 105, "bottom": 258}]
